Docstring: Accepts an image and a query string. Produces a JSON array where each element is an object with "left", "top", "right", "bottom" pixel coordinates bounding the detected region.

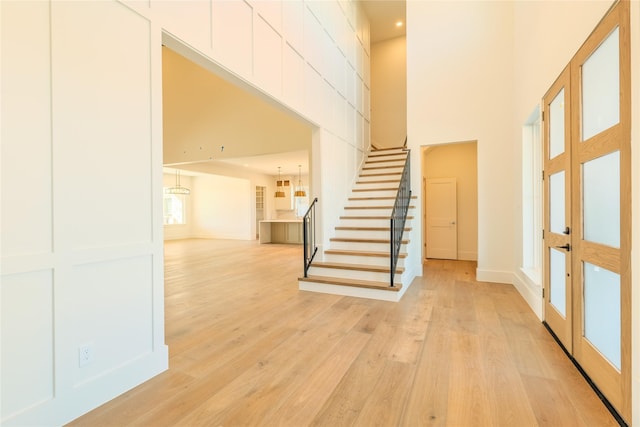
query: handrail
[
  {"left": 390, "top": 149, "right": 411, "bottom": 287},
  {"left": 303, "top": 197, "right": 319, "bottom": 277}
]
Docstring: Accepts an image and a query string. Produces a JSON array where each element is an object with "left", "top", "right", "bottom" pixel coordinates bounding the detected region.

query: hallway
[{"left": 69, "top": 239, "right": 617, "bottom": 426}]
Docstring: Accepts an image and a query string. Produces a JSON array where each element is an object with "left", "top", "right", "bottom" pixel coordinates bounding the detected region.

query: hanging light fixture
[
  {"left": 275, "top": 167, "right": 285, "bottom": 198},
  {"left": 294, "top": 164, "right": 306, "bottom": 197},
  {"left": 165, "top": 170, "right": 190, "bottom": 195}
]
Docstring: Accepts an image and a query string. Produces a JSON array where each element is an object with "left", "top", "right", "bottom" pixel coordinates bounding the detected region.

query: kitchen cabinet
[{"left": 259, "top": 220, "right": 303, "bottom": 244}]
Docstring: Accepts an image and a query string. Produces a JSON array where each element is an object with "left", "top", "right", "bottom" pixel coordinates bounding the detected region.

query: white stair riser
[
  {"left": 330, "top": 241, "right": 408, "bottom": 252},
  {"left": 346, "top": 199, "right": 395, "bottom": 207},
  {"left": 361, "top": 167, "right": 404, "bottom": 176},
  {"left": 343, "top": 208, "right": 393, "bottom": 217},
  {"left": 322, "top": 253, "right": 406, "bottom": 268},
  {"left": 339, "top": 218, "right": 396, "bottom": 228},
  {"left": 357, "top": 174, "right": 402, "bottom": 183},
  {"left": 333, "top": 227, "right": 410, "bottom": 240},
  {"left": 307, "top": 266, "right": 400, "bottom": 283},
  {"left": 364, "top": 160, "right": 406, "bottom": 168},
  {"left": 339, "top": 218, "right": 413, "bottom": 228},
  {"left": 353, "top": 181, "right": 400, "bottom": 191},
  {"left": 347, "top": 199, "right": 417, "bottom": 207},
  {"left": 369, "top": 148, "right": 408, "bottom": 159},
  {"left": 335, "top": 229, "right": 409, "bottom": 239},
  {"left": 351, "top": 190, "right": 398, "bottom": 198}
]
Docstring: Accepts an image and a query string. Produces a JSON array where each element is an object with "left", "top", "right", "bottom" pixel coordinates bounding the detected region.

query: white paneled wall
[
  {"left": 1, "top": 0, "right": 372, "bottom": 424},
  {"left": 254, "top": 14, "right": 283, "bottom": 96},
  {"left": 1, "top": 1, "right": 52, "bottom": 257}
]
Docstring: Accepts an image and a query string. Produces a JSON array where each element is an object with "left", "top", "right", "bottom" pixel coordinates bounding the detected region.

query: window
[
  {"left": 522, "top": 108, "right": 542, "bottom": 284},
  {"left": 163, "top": 191, "right": 186, "bottom": 225}
]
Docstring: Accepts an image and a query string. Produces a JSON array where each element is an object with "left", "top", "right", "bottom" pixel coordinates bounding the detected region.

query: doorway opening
[
  {"left": 160, "top": 37, "right": 314, "bottom": 244},
  {"left": 422, "top": 141, "right": 478, "bottom": 262}
]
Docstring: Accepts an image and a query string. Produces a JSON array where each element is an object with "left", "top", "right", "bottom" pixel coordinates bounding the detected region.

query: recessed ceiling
[{"left": 359, "top": 0, "right": 406, "bottom": 44}]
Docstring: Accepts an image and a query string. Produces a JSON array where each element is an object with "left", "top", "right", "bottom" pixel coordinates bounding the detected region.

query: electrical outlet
[{"left": 78, "top": 344, "right": 93, "bottom": 367}]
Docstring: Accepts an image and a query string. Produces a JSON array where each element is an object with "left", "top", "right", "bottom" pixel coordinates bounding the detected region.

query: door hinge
[
  {"left": 542, "top": 229, "right": 544, "bottom": 240},
  {"left": 542, "top": 288, "right": 545, "bottom": 298},
  {"left": 542, "top": 170, "right": 545, "bottom": 181},
  {"left": 541, "top": 111, "right": 544, "bottom": 122}
]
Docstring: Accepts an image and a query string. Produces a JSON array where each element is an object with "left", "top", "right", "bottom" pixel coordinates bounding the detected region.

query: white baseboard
[
  {"left": 475, "top": 268, "right": 513, "bottom": 284},
  {"left": 512, "top": 272, "right": 543, "bottom": 320},
  {"left": 477, "top": 268, "right": 543, "bottom": 320}
]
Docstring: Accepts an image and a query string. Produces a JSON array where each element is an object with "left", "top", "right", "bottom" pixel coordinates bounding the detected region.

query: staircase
[{"left": 298, "top": 146, "right": 415, "bottom": 302}]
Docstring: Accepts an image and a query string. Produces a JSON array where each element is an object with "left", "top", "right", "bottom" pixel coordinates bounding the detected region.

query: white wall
[
  {"left": 2, "top": 2, "right": 168, "bottom": 425},
  {"left": 192, "top": 174, "right": 253, "bottom": 240},
  {"left": 0, "top": 0, "right": 371, "bottom": 424},
  {"left": 407, "top": 1, "right": 515, "bottom": 284},
  {"left": 370, "top": 36, "right": 406, "bottom": 148}
]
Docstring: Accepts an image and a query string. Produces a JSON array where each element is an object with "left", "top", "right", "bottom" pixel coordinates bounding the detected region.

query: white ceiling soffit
[{"left": 359, "top": 0, "right": 406, "bottom": 44}]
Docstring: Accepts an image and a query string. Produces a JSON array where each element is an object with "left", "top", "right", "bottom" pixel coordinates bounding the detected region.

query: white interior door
[{"left": 425, "top": 178, "right": 457, "bottom": 259}]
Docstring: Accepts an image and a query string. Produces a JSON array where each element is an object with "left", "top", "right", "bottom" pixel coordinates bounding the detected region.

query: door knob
[{"left": 555, "top": 244, "right": 571, "bottom": 251}]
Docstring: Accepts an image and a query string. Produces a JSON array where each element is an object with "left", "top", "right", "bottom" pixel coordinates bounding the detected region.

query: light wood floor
[{"left": 68, "top": 238, "right": 617, "bottom": 426}]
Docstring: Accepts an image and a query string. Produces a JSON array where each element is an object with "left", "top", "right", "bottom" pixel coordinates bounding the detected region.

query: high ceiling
[{"left": 359, "top": 0, "right": 406, "bottom": 44}]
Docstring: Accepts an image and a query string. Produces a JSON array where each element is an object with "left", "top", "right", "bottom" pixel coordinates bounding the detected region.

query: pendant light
[
  {"left": 275, "top": 167, "right": 285, "bottom": 198},
  {"left": 165, "top": 170, "right": 190, "bottom": 195},
  {"left": 294, "top": 164, "right": 306, "bottom": 197}
]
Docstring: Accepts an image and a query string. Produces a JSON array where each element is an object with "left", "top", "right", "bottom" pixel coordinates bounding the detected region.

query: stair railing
[
  {"left": 390, "top": 150, "right": 411, "bottom": 287},
  {"left": 303, "top": 197, "right": 319, "bottom": 277}
]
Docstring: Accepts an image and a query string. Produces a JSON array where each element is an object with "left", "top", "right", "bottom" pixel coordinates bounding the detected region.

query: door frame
[{"left": 421, "top": 142, "right": 478, "bottom": 263}]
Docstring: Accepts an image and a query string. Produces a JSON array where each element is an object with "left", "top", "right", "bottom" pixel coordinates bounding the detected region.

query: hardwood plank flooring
[{"left": 68, "top": 239, "right": 617, "bottom": 426}]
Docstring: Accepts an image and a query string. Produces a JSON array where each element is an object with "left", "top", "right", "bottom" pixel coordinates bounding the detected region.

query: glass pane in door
[
  {"left": 582, "top": 27, "right": 620, "bottom": 140},
  {"left": 583, "top": 151, "right": 620, "bottom": 248},
  {"left": 584, "top": 262, "right": 621, "bottom": 370},
  {"left": 549, "top": 89, "right": 565, "bottom": 159},
  {"left": 549, "top": 171, "right": 565, "bottom": 234},
  {"left": 550, "top": 248, "right": 566, "bottom": 317}
]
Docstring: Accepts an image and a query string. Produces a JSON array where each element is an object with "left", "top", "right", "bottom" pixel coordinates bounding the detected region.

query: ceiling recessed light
[{"left": 396, "top": 21, "right": 403, "bottom": 27}]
